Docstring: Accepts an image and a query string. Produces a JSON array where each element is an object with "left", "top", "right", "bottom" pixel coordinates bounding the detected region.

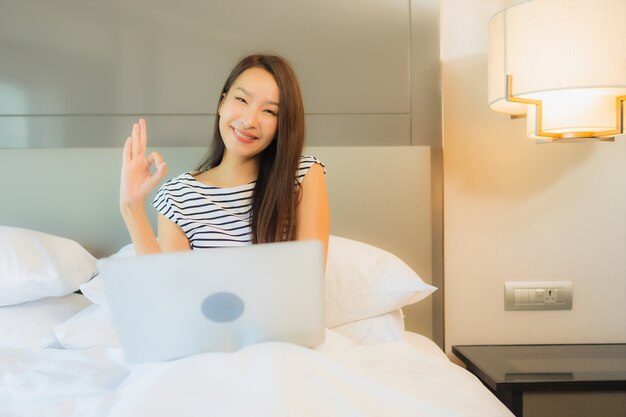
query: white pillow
[
  {"left": 79, "top": 275, "right": 106, "bottom": 305},
  {"left": 53, "top": 303, "right": 120, "bottom": 349},
  {"left": 324, "top": 235, "right": 436, "bottom": 327},
  {"left": 330, "top": 309, "right": 406, "bottom": 345},
  {"left": 79, "top": 243, "right": 134, "bottom": 305},
  {"left": 0, "top": 293, "right": 91, "bottom": 348},
  {"left": 0, "top": 226, "right": 98, "bottom": 306},
  {"left": 108, "top": 243, "right": 136, "bottom": 258},
  {"left": 84, "top": 237, "right": 436, "bottom": 329}
]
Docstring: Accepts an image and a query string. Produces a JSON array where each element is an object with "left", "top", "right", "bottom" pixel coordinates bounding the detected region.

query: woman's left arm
[{"left": 295, "top": 163, "right": 330, "bottom": 265}]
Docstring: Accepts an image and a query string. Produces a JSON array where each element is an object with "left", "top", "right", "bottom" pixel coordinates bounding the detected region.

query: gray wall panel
[
  {"left": 306, "top": 114, "right": 410, "bottom": 146},
  {"left": 411, "top": 0, "right": 442, "bottom": 148},
  {"left": 0, "top": 0, "right": 409, "bottom": 117},
  {"left": 411, "top": 0, "right": 444, "bottom": 348},
  {"left": 0, "top": 116, "right": 214, "bottom": 148},
  {"left": 0, "top": 114, "right": 409, "bottom": 147}
]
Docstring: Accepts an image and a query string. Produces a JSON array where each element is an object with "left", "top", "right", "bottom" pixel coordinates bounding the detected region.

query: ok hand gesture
[{"left": 119, "top": 118, "right": 167, "bottom": 207}]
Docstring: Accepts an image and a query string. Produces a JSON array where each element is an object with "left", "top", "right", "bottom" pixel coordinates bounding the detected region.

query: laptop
[{"left": 97, "top": 240, "right": 325, "bottom": 362}]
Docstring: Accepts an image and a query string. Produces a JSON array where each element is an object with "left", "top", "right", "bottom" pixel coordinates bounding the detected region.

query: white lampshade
[{"left": 488, "top": 0, "right": 626, "bottom": 141}]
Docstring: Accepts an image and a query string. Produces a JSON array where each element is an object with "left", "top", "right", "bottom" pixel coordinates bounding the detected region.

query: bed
[
  {"left": 0, "top": 147, "right": 513, "bottom": 417},
  {"left": 0, "top": 226, "right": 512, "bottom": 417}
]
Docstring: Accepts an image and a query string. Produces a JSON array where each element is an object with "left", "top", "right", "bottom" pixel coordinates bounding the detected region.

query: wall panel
[
  {"left": 0, "top": 0, "right": 410, "bottom": 147},
  {"left": 0, "top": 114, "right": 410, "bottom": 147}
]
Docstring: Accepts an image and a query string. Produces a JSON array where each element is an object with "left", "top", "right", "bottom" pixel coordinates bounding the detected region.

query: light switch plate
[{"left": 505, "top": 281, "right": 573, "bottom": 311}]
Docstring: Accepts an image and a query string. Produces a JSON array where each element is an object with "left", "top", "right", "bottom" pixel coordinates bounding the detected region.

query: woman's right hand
[{"left": 119, "top": 118, "right": 167, "bottom": 208}]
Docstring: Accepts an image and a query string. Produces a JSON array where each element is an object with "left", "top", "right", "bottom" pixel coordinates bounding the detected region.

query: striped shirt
[{"left": 152, "top": 155, "right": 324, "bottom": 249}]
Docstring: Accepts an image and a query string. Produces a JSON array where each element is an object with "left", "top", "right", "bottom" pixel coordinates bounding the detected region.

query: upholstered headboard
[{"left": 1, "top": 145, "right": 432, "bottom": 336}]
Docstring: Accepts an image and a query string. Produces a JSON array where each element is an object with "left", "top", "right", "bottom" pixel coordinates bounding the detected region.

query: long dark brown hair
[{"left": 196, "top": 54, "right": 305, "bottom": 243}]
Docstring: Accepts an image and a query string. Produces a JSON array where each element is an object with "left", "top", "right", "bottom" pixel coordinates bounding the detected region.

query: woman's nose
[{"left": 239, "top": 107, "right": 259, "bottom": 129}]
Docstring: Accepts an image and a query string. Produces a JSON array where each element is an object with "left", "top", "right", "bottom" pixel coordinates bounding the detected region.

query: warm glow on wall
[{"left": 488, "top": 0, "right": 626, "bottom": 142}]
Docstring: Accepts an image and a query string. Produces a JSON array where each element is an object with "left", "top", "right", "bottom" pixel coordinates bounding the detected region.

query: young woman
[{"left": 119, "top": 54, "right": 330, "bottom": 260}]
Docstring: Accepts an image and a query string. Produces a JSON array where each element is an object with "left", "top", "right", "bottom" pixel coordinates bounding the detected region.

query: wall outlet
[
  {"left": 505, "top": 281, "right": 573, "bottom": 311},
  {"left": 544, "top": 289, "right": 558, "bottom": 304}
]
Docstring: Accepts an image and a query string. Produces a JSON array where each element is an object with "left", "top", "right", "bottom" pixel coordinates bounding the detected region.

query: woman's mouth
[{"left": 232, "top": 127, "right": 258, "bottom": 144}]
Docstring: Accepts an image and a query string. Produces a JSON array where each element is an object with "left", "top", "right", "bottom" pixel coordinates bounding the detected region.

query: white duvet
[{"left": 0, "top": 331, "right": 513, "bottom": 417}]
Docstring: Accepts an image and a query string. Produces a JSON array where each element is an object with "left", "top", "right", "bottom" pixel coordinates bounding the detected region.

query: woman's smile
[{"left": 231, "top": 126, "right": 258, "bottom": 143}]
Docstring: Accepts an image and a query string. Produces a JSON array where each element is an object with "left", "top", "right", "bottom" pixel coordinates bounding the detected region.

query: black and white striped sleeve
[
  {"left": 152, "top": 177, "right": 183, "bottom": 226},
  {"left": 296, "top": 155, "right": 325, "bottom": 184}
]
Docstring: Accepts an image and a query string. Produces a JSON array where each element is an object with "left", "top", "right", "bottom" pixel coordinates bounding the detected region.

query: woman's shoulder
[
  {"left": 297, "top": 155, "right": 325, "bottom": 183},
  {"left": 298, "top": 155, "right": 325, "bottom": 170}
]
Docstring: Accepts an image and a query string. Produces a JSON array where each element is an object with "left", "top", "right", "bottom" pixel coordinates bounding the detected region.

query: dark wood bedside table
[{"left": 452, "top": 344, "right": 626, "bottom": 417}]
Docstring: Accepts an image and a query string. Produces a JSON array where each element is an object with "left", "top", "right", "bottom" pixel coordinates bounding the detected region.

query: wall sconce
[{"left": 488, "top": 0, "right": 625, "bottom": 142}]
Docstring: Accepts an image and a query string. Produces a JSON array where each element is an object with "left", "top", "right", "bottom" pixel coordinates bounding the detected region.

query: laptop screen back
[{"left": 98, "top": 240, "right": 325, "bottom": 362}]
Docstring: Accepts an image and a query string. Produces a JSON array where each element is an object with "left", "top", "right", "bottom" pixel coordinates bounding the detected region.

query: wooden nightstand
[{"left": 452, "top": 344, "right": 626, "bottom": 417}]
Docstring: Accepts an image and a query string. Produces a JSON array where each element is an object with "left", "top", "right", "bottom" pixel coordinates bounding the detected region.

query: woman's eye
[
  {"left": 235, "top": 97, "right": 246, "bottom": 104},
  {"left": 264, "top": 109, "right": 278, "bottom": 116}
]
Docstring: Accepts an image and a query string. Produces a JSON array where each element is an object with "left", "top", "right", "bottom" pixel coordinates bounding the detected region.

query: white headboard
[{"left": 1, "top": 146, "right": 432, "bottom": 337}]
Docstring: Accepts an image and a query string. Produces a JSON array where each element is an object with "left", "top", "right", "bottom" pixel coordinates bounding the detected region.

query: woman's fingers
[
  {"left": 131, "top": 122, "right": 139, "bottom": 158},
  {"left": 127, "top": 118, "right": 149, "bottom": 160},
  {"left": 122, "top": 136, "right": 132, "bottom": 164},
  {"left": 136, "top": 151, "right": 167, "bottom": 197},
  {"left": 120, "top": 119, "right": 163, "bottom": 204},
  {"left": 147, "top": 151, "right": 167, "bottom": 182},
  {"left": 139, "top": 118, "right": 147, "bottom": 155}
]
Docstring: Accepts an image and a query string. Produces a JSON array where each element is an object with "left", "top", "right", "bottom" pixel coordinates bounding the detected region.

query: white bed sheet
[{"left": 0, "top": 331, "right": 513, "bottom": 417}]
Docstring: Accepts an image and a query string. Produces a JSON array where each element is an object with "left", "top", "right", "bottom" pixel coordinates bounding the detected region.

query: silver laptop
[{"left": 98, "top": 240, "right": 325, "bottom": 362}]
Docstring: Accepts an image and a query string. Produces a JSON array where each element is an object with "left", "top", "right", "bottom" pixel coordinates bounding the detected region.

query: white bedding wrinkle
[
  {"left": 107, "top": 331, "right": 511, "bottom": 417},
  {"left": 0, "top": 331, "right": 513, "bottom": 417},
  {"left": 0, "top": 347, "right": 130, "bottom": 417}
]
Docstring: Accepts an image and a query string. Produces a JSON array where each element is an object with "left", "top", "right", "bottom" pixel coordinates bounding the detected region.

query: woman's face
[{"left": 218, "top": 67, "right": 280, "bottom": 161}]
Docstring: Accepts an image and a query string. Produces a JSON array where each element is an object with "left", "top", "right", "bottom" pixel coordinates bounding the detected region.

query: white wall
[{"left": 442, "top": 0, "right": 626, "bottom": 353}]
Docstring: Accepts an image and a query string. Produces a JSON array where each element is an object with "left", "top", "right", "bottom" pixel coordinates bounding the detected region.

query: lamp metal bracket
[{"left": 505, "top": 74, "right": 624, "bottom": 142}]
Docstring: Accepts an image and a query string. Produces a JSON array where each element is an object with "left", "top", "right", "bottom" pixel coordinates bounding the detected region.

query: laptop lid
[{"left": 98, "top": 240, "right": 325, "bottom": 362}]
